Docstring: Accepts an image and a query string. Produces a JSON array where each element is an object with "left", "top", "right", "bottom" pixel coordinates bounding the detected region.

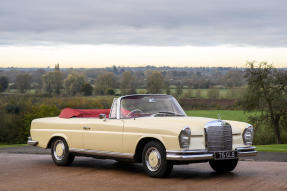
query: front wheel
[
  {"left": 209, "top": 159, "right": 238, "bottom": 173},
  {"left": 142, "top": 141, "right": 173, "bottom": 178},
  {"left": 51, "top": 138, "right": 75, "bottom": 166}
]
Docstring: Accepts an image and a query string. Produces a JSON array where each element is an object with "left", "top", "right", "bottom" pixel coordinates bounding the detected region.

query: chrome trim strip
[
  {"left": 236, "top": 146, "right": 256, "bottom": 151},
  {"left": 166, "top": 147, "right": 257, "bottom": 161},
  {"left": 166, "top": 153, "right": 213, "bottom": 161},
  {"left": 190, "top": 135, "right": 204, "bottom": 137},
  {"left": 166, "top": 149, "right": 208, "bottom": 154},
  {"left": 116, "top": 96, "right": 121, "bottom": 119},
  {"left": 109, "top": 98, "right": 118, "bottom": 119},
  {"left": 236, "top": 146, "right": 257, "bottom": 157},
  {"left": 27, "top": 137, "right": 38, "bottom": 146},
  {"left": 69, "top": 148, "right": 134, "bottom": 159},
  {"left": 237, "top": 150, "right": 258, "bottom": 157}
]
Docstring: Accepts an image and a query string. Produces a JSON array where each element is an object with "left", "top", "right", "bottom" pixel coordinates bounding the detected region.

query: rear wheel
[
  {"left": 209, "top": 159, "right": 238, "bottom": 173},
  {"left": 142, "top": 141, "right": 173, "bottom": 178},
  {"left": 51, "top": 138, "right": 75, "bottom": 166}
]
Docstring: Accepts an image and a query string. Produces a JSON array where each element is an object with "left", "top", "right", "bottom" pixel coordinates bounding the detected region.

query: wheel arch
[
  {"left": 46, "top": 134, "right": 68, "bottom": 149},
  {"left": 133, "top": 137, "right": 166, "bottom": 163}
]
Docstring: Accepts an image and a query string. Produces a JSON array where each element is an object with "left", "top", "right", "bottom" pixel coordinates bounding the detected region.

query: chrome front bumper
[
  {"left": 27, "top": 137, "right": 38, "bottom": 146},
  {"left": 166, "top": 146, "right": 257, "bottom": 161}
]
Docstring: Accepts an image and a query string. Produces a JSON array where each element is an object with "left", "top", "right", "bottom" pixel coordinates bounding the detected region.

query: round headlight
[
  {"left": 179, "top": 127, "right": 191, "bottom": 149},
  {"left": 243, "top": 125, "right": 254, "bottom": 145}
]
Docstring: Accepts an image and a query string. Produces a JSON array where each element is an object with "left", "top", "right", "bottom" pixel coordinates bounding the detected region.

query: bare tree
[
  {"left": 94, "top": 72, "right": 117, "bottom": 95},
  {"left": 16, "top": 73, "right": 31, "bottom": 93},
  {"left": 64, "top": 73, "right": 85, "bottom": 96},
  {"left": 42, "top": 64, "right": 63, "bottom": 95},
  {"left": 176, "top": 82, "right": 183, "bottom": 97},
  {"left": 146, "top": 71, "right": 165, "bottom": 94},
  {"left": 120, "top": 71, "right": 136, "bottom": 95}
]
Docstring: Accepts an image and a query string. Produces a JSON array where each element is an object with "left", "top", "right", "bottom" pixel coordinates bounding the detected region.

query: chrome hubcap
[
  {"left": 145, "top": 147, "right": 161, "bottom": 172},
  {"left": 53, "top": 140, "right": 65, "bottom": 160}
]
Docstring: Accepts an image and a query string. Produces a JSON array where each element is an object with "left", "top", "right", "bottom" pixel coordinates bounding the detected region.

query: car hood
[{"left": 131, "top": 116, "right": 249, "bottom": 136}]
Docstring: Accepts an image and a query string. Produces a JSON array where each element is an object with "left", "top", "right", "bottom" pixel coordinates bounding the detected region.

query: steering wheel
[{"left": 127, "top": 109, "right": 144, "bottom": 118}]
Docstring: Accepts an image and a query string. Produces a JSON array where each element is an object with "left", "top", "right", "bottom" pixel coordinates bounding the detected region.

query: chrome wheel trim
[
  {"left": 53, "top": 140, "right": 65, "bottom": 160},
  {"left": 145, "top": 147, "right": 161, "bottom": 172}
]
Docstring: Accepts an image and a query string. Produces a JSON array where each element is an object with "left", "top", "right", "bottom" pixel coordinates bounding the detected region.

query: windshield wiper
[{"left": 154, "top": 111, "right": 185, "bottom": 116}]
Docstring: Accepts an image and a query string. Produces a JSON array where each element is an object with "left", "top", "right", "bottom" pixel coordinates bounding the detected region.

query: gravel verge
[{"left": 0, "top": 146, "right": 50, "bottom": 154}]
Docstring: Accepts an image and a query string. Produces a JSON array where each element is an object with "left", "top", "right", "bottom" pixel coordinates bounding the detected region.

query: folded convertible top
[{"left": 59, "top": 108, "right": 110, "bottom": 118}]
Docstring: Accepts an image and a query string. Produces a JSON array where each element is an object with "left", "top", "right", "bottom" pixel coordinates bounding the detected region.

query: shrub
[
  {"left": 81, "top": 83, "right": 93, "bottom": 96},
  {"left": 0, "top": 76, "right": 8, "bottom": 92},
  {"left": 0, "top": 95, "right": 115, "bottom": 143},
  {"left": 106, "top": 88, "right": 115, "bottom": 95},
  {"left": 22, "top": 105, "right": 61, "bottom": 141},
  {"left": 5, "top": 104, "right": 20, "bottom": 114},
  {"left": 0, "top": 112, "right": 23, "bottom": 143}
]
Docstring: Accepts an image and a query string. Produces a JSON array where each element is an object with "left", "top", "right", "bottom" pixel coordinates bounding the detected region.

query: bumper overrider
[
  {"left": 27, "top": 137, "right": 38, "bottom": 146},
  {"left": 166, "top": 146, "right": 257, "bottom": 161}
]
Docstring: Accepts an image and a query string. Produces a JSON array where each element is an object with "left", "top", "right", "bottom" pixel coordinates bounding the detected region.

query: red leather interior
[
  {"left": 120, "top": 108, "right": 130, "bottom": 118},
  {"left": 59, "top": 108, "right": 110, "bottom": 118}
]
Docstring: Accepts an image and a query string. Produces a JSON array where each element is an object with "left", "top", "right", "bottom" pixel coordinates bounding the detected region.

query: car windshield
[{"left": 120, "top": 95, "right": 186, "bottom": 119}]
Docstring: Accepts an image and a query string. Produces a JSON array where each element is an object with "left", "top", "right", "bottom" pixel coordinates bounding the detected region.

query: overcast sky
[{"left": 0, "top": 0, "right": 287, "bottom": 67}]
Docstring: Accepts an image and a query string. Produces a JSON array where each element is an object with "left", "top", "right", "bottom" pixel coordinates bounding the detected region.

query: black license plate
[{"left": 214, "top": 151, "right": 237, "bottom": 160}]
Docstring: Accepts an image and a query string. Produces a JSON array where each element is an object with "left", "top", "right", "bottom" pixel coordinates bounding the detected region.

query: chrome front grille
[{"left": 205, "top": 125, "right": 232, "bottom": 151}]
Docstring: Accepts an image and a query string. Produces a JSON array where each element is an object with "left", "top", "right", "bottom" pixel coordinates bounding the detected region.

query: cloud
[{"left": 0, "top": 0, "right": 286, "bottom": 46}]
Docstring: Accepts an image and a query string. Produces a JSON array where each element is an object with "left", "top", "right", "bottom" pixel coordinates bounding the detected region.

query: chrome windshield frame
[{"left": 109, "top": 98, "right": 118, "bottom": 119}]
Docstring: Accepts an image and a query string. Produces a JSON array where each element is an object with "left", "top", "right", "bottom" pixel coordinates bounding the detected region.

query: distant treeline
[{"left": 0, "top": 65, "right": 253, "bottom": 96}]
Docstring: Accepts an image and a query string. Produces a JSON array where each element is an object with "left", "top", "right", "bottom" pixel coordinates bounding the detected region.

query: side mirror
[{"left": 99, "top": 114, "right": 106, "bottom": 121}]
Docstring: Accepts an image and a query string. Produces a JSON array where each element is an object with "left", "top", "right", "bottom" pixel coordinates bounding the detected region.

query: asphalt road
[{"left": 0, "top": 153, "right": 287, "bottom": 191}]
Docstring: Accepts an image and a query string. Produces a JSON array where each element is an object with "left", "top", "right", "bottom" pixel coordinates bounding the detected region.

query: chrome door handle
[{"left": 83, "top": 126, "right": 91, "bottom": 130}]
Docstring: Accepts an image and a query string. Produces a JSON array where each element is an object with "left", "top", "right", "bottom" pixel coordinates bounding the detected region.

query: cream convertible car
[{"left": 28, "top": 94, "right": 257, "bottom": 177}]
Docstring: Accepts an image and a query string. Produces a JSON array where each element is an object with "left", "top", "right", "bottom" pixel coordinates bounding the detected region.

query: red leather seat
[{"left": 59, "top": 108, "right": 110, "bottom": 118}]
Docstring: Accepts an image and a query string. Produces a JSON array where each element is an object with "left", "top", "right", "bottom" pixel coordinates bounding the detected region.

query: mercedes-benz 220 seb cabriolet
[{"left": 28, "top": 94, "right": 257, "bottom": 177}]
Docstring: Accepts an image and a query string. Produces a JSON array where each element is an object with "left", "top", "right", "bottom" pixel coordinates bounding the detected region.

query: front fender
[{"left": 46, "top": 133, "right": 69, "bottom": 148}]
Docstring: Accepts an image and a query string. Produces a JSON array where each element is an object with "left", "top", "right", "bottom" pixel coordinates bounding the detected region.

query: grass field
[
  {"left": 107, "top": 88, "right": 244, "bottom": 99},
  {"left": 256, "top": 144, "right": 287, "bottom": 152},
  {"left": 185, "top": 110, "right": 255, "bottom": 122},
  {"left": 5, "top": 87, "right": 247, "bottom": 99}
]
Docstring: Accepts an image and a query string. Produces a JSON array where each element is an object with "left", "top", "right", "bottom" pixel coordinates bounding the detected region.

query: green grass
[
  {"left": 0, "top": 144, "right": 27, "bottom": 148},
  {"left": 6, "top": 87, "right": 247, "bottom": 99},
  {"left": 114, "top": 88, "right": 244, "bottom": 99},
  {"left": 255, "top": 144, "right": 287, "bottom": 152},
  {"left": 185, "top": 110, "right": 256, "bottom": 122}
]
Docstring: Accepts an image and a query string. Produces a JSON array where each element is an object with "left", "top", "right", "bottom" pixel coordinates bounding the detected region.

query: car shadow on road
[
  {"left": 170, "top": 168, "right": 238, "bottom": 179},
  {"left": 65, "top": 157, "right": 239, "bottom": 179},
  {"left": 71, "top": 158, "right": 144, "bottom": 174}
]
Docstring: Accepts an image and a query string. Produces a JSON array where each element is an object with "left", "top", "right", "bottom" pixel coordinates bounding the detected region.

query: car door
[{"left": 83, "top": 118, "right": 124, "bottom": 152}]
